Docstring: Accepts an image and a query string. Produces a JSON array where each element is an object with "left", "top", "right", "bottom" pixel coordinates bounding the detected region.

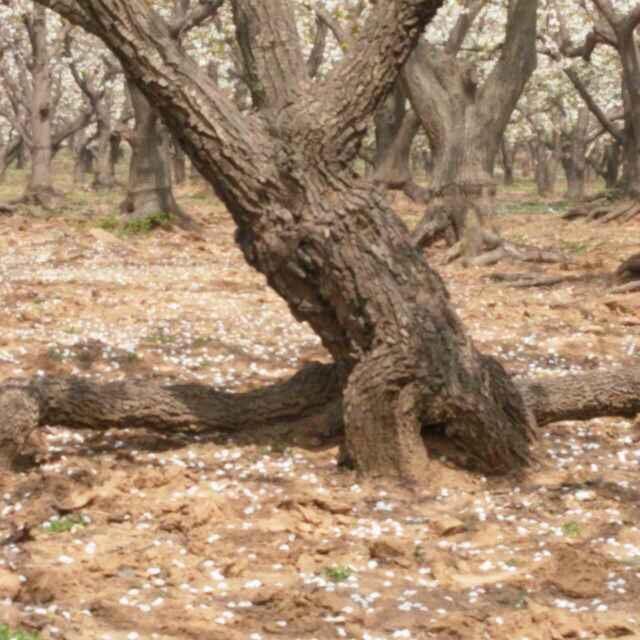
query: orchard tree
[
  {"left": 0, "top": 1, "right": 97, "bottom": 204},
  {"left": 3, "top": 0, "right": 640, "bottom": 484}
]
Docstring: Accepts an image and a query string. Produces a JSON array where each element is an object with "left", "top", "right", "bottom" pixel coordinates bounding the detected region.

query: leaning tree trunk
[
  {"left": 23, "top": 6, "right": 56, "bottom": 208},
  {"left": 27, "top": 0, "right": 542, "bottom": 484},
  {"left": 120, "top": 81, "right": 182, "bottom": 218}
]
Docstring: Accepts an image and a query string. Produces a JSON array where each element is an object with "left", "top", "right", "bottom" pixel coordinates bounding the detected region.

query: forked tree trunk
[
  {"left": 29, "top": 0, "right": 537, "bottom": 483},
  {"left": 29, "top": 0, "right": 630, "bottom": 482},
  {"left": 120, "top": 81, "right": 182, "bottom": 218},
  {"left": 404, "top": 0, "right": 538, "bottom": 260}
]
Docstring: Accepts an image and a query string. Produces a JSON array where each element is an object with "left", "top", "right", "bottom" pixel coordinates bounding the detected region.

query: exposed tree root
[
  {"left": 13, "top": 187, "right": 63, "bottom": 211},
  {"left": 488, "top": 271, "right": 608, "bottom": 289},
  {"left": 412, "top": 189, "right": 571, "bottom": 267},
  {"left": 563, "top": 198, "right": 640, "bottom": 224},
  {"left": 2, "top": 361, "right": 640, "bottom": 477},
  {"left": 611, "top": 252, "right": 640, "bottom": 293},
  {"left": 612, "top": 281, "right": 640, "bottom": 294}
]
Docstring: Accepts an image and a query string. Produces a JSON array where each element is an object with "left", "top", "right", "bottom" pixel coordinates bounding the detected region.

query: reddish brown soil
[{"left": 1, "top": 182, "right": 639, "bottom": 640}]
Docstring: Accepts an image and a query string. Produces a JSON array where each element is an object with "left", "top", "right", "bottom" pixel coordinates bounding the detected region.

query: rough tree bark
[
  {"left": 2, "top": 364, "right": 640, "bottom": 472},
  {"left": 28, "top": 0, "right": 540, "bottom": 483},
  {"left": 26, "top": 0, "right": 636, "bottom": 483}
]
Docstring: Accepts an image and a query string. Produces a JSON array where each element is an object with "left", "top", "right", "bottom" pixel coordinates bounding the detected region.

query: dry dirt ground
[{"left": 0, "top": 172, "right": 639, "bottom": 640}]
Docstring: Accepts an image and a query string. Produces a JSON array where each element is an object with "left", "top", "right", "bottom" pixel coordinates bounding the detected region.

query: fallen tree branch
[{"left": 2, "top": 362, "right": 640, "bottom": 472}]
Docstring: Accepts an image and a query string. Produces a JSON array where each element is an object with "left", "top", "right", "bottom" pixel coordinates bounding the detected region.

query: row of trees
[
  {"left": 1, "top": 2, "right": 639, "bottom": 215},
  {"left": 1, "top": 0, "right": 639, "bottom": 483}
]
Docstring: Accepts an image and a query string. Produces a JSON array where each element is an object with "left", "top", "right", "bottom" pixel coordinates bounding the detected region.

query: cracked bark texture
[{"left": 29, "top": 0, "right": 541, "bottom": 482}]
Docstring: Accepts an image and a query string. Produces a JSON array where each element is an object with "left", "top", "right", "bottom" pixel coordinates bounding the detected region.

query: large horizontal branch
[{"left": 2, "top": 363, "right": 639, "bottom": 470}]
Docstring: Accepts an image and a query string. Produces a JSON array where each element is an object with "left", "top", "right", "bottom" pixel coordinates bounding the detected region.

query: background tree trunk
[
  {"left": 23, "top": 6, "right": 56, "bottom": 207},
  {"left": 561, "top": 108, "right": 590, "bottom": 200},
  {"left": 91, "top": 87, "right": 115, "bottom": 191},
  {"left": 120, "top": 81, "right": 182, "bottom": 218},
  {"left": 405, "top": 0, "right": 538, "bottom": 260},
  {"left": 372, "top": 85, "right": 426, "bottom": 201}
]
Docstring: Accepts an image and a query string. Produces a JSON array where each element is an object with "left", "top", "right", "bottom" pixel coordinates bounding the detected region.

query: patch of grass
[
  {"left": 559, "top": 240, "right": 591, "bottom": 255},
  {"left": 121, "top": 211, "right": 172, "bottom": 235},
  {"left": 46, "top": 347, "right": 64, "bottom": 362},
  {"left": 43, "top": 514, "right": 85, "bottom": 534},
  {"left": 496, "top": 199, "right": 569, "bottom": 216},
  {"left": 0, "top": 625, "right": 41, "bottom": 640},
  {"left": 96, "top": 214, "right": 120, "bottom": 232},
  {"left": 561, "top": 521, "right": 582, "bottom": 538},
  {"left": 324, "top": 565, "right": 353, "bottom": 583},
  {"left": 191, "top": 336, "right": 212, "bottom": 349},
  {"left": 94, "top": 211, "right": 172, "bottom": 236},
  {"left": 143, "top": 330, "right": 177, "bottom": 346},
  {"left": 513, "top": 589, "right": 528, "bottom": 609},
  {"left": 270, "top": 441, "right": 291, "bottom": 456}
]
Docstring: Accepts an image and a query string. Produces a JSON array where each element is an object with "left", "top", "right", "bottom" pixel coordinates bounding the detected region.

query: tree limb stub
[{"left": 2, "top": 364, "right": 639, "bottom": 475}]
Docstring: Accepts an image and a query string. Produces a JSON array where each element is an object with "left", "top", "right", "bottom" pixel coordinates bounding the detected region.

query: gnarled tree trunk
[
  {"left": 28, "top": 0, "right": 630, "bottom": 482},
  {"left": 31, "top": 0, "right": 541, "bottom": 483}
]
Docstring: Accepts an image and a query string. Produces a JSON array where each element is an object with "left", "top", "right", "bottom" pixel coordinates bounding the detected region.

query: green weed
[
  {"left": 43, "top": 514, "right": 85, "bottom": 534},
  {"left": 324, "top": 565, "right": 353, "bottom": 583},
  {"left": 0, "top": 625, "right": 41, "bottom": 640},
  {"left": 95, "top": 211, "right": 172, "bottom": 236},
  {"left": 561, "top": 521, "right": 582, "bottom": 538}
]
